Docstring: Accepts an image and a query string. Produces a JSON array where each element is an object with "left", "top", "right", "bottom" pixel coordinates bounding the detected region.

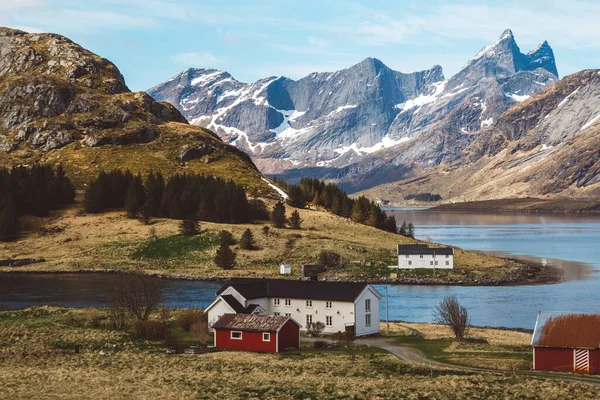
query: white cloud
[{"left": 173, "top": 52, "right": 223, "bottom": 67}]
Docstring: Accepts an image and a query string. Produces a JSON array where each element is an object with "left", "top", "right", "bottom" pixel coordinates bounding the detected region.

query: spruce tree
[
  {"left": 0, "top": 196, "right": 19, "bottom": 242},
  {"left": 219, "top": 230, "right": 235, "bottom": 246},
  {"left": 407, "top": 223, "right": 416, "bottom": 239},
  {"left": 399, "top": 221, "right": 408, "bottom": 236},
  {"left": 139, "top": 201, "right": 153, "bottom": 225},
  {"left": 214, "top": 242, "right": 236, "bottom": 270},
  {"left": 289, "top": 210, "right": 302, "bottom": 229},
  {"left": 239, "top": 228, "right": 256, "bottom": 250},
  {"left": 271, "top": 201, "right": 286, "bottom": 228},
  {"left": 286, "top": 186, "right": 306, "bottom": 209},
  {"left": 124, "top": 181, "right": 141, "bottom": 218},
  {"left": 180, "top": 214, "right": 201, "bottom": 236}
]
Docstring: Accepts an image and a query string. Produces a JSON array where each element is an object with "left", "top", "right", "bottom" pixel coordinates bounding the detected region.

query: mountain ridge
[{"left": 148, "top": 29, "right": 559, "bottom": 192}]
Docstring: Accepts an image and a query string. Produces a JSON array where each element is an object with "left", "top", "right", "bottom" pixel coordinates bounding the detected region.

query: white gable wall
[
  {"left": 206, "top": 298, "right": 235, "bottom": 329},
  {"left": 354, "top": 286, "right": 381, "bottom": 337}
]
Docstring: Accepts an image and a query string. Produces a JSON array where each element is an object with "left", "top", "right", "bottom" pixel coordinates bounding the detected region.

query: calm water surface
[{"left": 2, "top": 210, "right": 600, "bottom": 329}]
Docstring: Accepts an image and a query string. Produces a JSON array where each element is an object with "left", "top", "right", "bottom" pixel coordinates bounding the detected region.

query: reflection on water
[{"left": 473, "top": 251, "right": 593, "bottom": 282}]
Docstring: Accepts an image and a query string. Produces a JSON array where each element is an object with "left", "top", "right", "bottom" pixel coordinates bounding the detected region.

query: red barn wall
[
  {"left": 215, "top": 329, "right": 277, "bottom": 353},
  {"left": 278, "top": 321, "right": 300, "bottom": 352},
  {"left": 535, "top": 347, "right": 600, "bottom": 374},
  {"left": 592, "top": 349, "right": 600, "bottom": 374},
  {"left": 534, "top": 348, "right": 573, "bottom": 372}
]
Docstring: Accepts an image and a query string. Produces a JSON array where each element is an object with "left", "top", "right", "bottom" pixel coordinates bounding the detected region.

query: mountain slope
[
  {"left": 148, "top": 29, "right": 558, "bottom": 192},
  {"left": 358, "top": 69, "right": 600, "bottom": 202},
  {"left": 0, "top": 27, "right": 266, "bottom": 192}
]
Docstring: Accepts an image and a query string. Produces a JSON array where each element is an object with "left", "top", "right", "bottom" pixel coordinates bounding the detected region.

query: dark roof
[
  {"left": 212, "top": 313, "right": 298, "bottom": 332},
  {"left": 218, "top": 278, "right": 378, "bottom": 302},
  {"left": 532, "top": 313, "right": 600, "bottom": 348},
  {"left": 221, "top": 295, "right": 247, "bottom": 313},
  {"left": 397, "top": 244, "right": 454, "bottom": 255}
]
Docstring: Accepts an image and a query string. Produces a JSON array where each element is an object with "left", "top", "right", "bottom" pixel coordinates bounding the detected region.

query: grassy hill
[{"left": 0, "top": 199, "right": 540, "bottom": 284}]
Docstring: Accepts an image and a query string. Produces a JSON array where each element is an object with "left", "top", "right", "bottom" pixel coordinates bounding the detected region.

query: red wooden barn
[
  {"left": 212, "top": 314, "right": 300, "bottom": 353},
  {"left": 532, "top": 312, "right": 600, "bottom": 374}
]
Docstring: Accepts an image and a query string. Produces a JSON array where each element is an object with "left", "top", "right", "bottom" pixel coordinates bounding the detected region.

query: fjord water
[
  {"left": 383, "top": 209, "right": 600, "bottom": 328},
  {"left": 1, "top": 210, "right": 599, "bottom": 329}
]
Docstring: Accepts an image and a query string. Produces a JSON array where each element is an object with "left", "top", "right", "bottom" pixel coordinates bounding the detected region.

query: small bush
[
  {"left": 307, "top": 321, "right": 325, "bottom": 337},
  {"left": 85, "top": 308, "right": 103, "bottom": 328},
  {"left": 312, "top": 340, "right": 328, "bottom": 349},
  {"left": 133, "top": 320, "right": 166, "bottom": 341},
  {"left": 176, "top": 309, "right": 205, "bottom": 332},
  {"left": 319, "top": 250, "right": 341, "bottom": 267}
]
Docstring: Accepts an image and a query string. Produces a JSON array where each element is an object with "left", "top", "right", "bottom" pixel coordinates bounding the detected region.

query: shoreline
[{"left": 0, "top": 256, "right": 563, "bottom": 287}]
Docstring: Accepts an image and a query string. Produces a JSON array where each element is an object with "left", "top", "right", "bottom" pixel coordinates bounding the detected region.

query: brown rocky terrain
[{"left": 0, "top": 27, "right": 266, "bottom": 191}]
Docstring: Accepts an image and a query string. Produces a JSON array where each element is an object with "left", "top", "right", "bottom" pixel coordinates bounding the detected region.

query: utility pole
[{"left": 385, "top": 284, "right": 389, "bottom": 336}]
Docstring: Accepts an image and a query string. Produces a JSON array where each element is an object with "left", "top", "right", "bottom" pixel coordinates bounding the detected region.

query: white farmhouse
[
  {"left": 205, "top": 279, "right": 382, "bottom": 337},
  {"left": 391, "top": 244, "right": 454, "bottom": 269}
]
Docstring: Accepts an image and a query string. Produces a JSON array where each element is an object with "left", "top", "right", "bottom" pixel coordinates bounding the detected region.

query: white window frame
[
  {"left": 273, "top": 312, "right": 280, "bottom": 316},
  {"left": 285, "top": 313, "right": 291, "bottom": 317},
  {"left": 435, "top": 261, "right": 438, "bottom": 265},
  {"left": 306, "top": 300, "right": 313, "bottom": 308},
  {"left": 273, "top": 298, "right": 280, "bottom": 306},
  {"left": 365, "top": 314, "right": 371, "bottom": 327},
  {"left": 230, "top": 331, "right": 242, "bottom": 340},
  {"left": 405, "top": 254, "right": 409, "bottom": 258},
  {"left": 445, "top": 261, "right": 450, "bottom": 266},
  {"left": 419, "top": 254, "right": 423, "bottom": 258},
  {"left": 326, "top": 315, "right": 333, "bottom": 326},
  {"left": 285, "top": 299, "right": 291, "bottom": 306},
  {"left": 446, "top": 254, "right": 450, "bottom": 258},
  {"left": 408, "top": 261, "right": 412, "bottom": 266},
  {"left": 326, "top": 301, "right": 332, "bottom": 309},
  {"left": 306, "top": 314, "right": 313, "bottom": 325},
  {"left": 430, "top": 261, "right": 434, "bottom": 266},
  {"left": 262, "top": 332, "right": 271, "bottom": 342},
  {"left": 365, "top": 299, "right": 371, "bottom": 312}
]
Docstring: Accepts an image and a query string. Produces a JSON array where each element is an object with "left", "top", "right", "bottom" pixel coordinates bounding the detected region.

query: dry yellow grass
[
  {"left": 385, "top": 322, "right": 531, "bottom": 347},
  {"left": 0, "top": 201, "right": 514, "bottom": 281},
  {"left": 0, "top": 307, "right": 597, "bottom": 400}
]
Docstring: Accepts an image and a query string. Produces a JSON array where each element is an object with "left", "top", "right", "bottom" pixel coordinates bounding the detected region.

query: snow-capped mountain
[{"left": 148, "top": 29, "right": 558, "bottom": 190}]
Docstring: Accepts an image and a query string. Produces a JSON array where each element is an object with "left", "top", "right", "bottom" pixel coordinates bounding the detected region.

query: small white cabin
[
  {"left": 390, "top": 244, "right": 454, "bottom": 269},
  {"left": 280, "top": 264, "right": 291, "bottom": 275}
]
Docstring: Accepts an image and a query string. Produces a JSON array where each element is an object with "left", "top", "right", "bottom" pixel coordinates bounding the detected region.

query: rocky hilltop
[
  {"left": 0, "top": 27, "right": 264, "bottom": 191},
  {"left": 149, "top": 29, "right": 558, "bottom": 192},
  {"left": 359, "top": 69, "right": 600, "bottom": 203}
]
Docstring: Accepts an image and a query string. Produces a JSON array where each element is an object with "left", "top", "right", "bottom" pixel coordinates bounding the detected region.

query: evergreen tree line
[
  {"left": 0, "top": 165, "right": 75, "bottom": 242},
  {"left": 272, "top": 177, "right": 398, "bottom": 234},
  {"left": 84, "top": 171, "right": 253, "bottom": 224},
  {"left": 404, "top": 193, "right": 442, "bottom": 202}
]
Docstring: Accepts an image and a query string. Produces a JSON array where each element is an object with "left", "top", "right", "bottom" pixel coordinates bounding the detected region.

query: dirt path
[{"left": 302, "top": 336, "right": 600, "bottom": 387}]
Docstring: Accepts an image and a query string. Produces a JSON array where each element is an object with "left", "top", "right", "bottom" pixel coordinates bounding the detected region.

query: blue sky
[{"left": 2, "top": 0, "right": 599, "bottom": 91}]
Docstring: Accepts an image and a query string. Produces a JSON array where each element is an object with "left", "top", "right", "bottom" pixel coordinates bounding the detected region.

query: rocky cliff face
[
  {"left": 0, "top": 27, "right": 264, "bottom": 191},
  {"left": 149, "top": 29, "right": 558, "bottom": 191},
  {"left": 358, "top": 69, "right": 600, "bottom": 202}
]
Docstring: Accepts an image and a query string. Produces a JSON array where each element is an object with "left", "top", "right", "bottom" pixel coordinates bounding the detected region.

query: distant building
[
  {"left": 212, "top": 314, "right": 300, "bottom": 353},
  {"left": 205, "top": 279, "right": 382, "bottom": 337},
  {"left": 390, "top": 244, "right": 454, "bottom": 269},
  {"left": 532, "top": 312, "right": 600, "bottom": 374},
  {"left": 375, "top": 199, "right": 389, "bottom": 206},
  {"left": 280, "top": 264, "right": 291, "bottom": 275}
]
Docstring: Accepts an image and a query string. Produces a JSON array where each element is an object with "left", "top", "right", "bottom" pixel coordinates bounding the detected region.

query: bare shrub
[
  {"left": 433, "top": 295, "right": 469, "bottom": 342},
  {"left": 307, "top": 321, "right": 325, "bottom": 337},
  {"left": 176, "top": 309, "right": 206, "bottom": 331},
  {"left": 312, "top": 340, "right": 328, "bottom": 349},
  {"left": 190, "top": 320, "right": 209, "bottom": 345},
  {"left": 84, "top": 308, "right": 103, "bottom": 328},
  {"left": 106, "top": 273, "right": 163, "bottom": 322},
  {"left": 134, "top": 320, "right": 166, "bottom": 340}
]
